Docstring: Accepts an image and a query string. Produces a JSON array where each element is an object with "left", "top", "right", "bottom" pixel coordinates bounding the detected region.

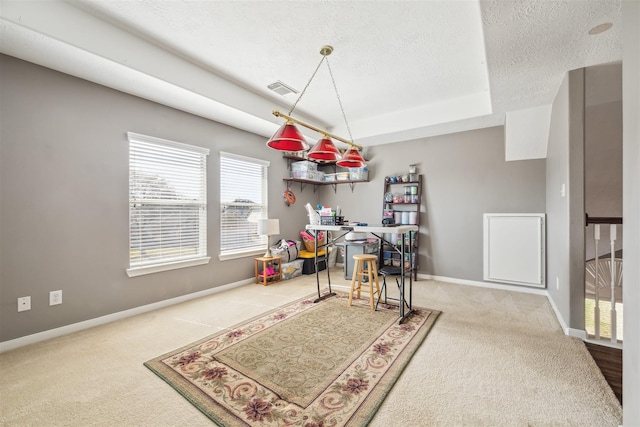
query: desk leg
[
  {"left": 326, "top": 250, "right": 332, "bottom": 292},
  {"left": 409, "top": 231, "right": 413, "bottom": 311},
  {"left": 398, "top": 231, "right": 414, "bottom": 324},
  {"left": 313, "top": 229, "right": 336, "bottom": 303}
]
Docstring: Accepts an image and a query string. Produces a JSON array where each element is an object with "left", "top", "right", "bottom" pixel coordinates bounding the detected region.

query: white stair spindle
[
  {"left": 610, "top": 224, "right": 617, "bottom": 343},
  {"left": 594, "top": 224, "right": 601, "bottom": 340}
]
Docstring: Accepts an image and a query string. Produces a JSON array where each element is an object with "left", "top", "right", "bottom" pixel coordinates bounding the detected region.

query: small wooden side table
[{"left": 254, "top": 256, "right": 282, "bottom": 286}]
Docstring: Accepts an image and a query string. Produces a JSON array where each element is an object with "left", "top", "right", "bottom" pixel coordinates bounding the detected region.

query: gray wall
[
  {"left": 546, "top": 45, "right": 639, "bottom": 421},
  {"left": 585, "top": 77, "right": 623, "bottom": 219},
  {"left": 567, "top": 70, "right": 587, "bottom": 331},
  {"left": 0, "top": 55, "right": 312, "bottom": 342},
  {"left": 319, "top": 126, "right": 546, "bottom": 282},
  {"left": 546, "top": 64, "right": 625, "bottom": 332},
  {"left": 1, "top": 54, "right": 546, "bottom": 342},
  {"left": 545, "top": 70, "right": 571, "bottom": 327},
  {"left": 584, "top": 66, "right": 623, "bottom": 260},
  {"left": 622, "top": 0, "right": 640, "bottom": 421},
  {"left": 545, "top": 68, "right": 587, "bottom": 332}
]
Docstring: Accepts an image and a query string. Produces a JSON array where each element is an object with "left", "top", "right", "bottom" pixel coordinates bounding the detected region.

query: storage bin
[
  {"left": 320, "top": 215, "right": 344, "bottom": 225},
  {"left": 298, "top": 249, "right": 327, "bottom": 275},
  {"left": 281, "top": 259, "right": 303, "bottom": 280},
  {"left": 290, "top": 170, "right": 325, "bottom": 181},
  {"left": 336, "top": 172, "right": 350, "bottom": 181},
  {"left": 302, "top": 258, "right": 327, "bottom": 275},
  {"left": 382, "top": 251, "right": 401, "bottom": 266},
  {"left": 309, "top": 171, "right": 325, "bottom": 181},
  {"left": 349, "top": 167, "right": 369, "bottom": 181},
  {"left": 291, "top": 161, "right": 318, "bottom": 172},
  {"left": 324, "top": 173, "right": 337, "bottom": 182}
]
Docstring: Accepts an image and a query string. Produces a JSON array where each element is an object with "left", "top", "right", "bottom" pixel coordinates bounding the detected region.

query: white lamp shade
[{"left": 258, "top": 218, "right": 280, "bottom": 236}]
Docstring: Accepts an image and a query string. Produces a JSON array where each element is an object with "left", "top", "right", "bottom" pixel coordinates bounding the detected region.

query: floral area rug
[{"left": 144, "top": 292, "right": 440, "bottom": 426}]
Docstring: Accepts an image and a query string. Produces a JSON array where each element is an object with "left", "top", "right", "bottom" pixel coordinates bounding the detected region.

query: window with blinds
[
  {"left": 220, "top": 152, "right": 270, "bottom": 260},
  {"left": 127, "top": 132, "right": 210, "bottom": 277}
]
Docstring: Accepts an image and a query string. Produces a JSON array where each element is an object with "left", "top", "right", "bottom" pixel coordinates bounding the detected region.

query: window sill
[
  {"left": 219, "top": 249, "right": 265, "bottom": 261},
  {"left": 126, "top": 257, "right": 211, "bottom": 277}
]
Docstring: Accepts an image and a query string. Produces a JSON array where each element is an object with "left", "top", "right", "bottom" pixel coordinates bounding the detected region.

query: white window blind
[
  {"left": 220, "top": 152, "right": 269, "bottom": 259},
  {"left": 127, "top": 132, "right": 210, "bottom": 276}
]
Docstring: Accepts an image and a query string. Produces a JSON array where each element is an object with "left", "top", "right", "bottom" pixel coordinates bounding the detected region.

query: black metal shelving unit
[{"left": 381, "top": 175, "right": 422, "bottom": 280}]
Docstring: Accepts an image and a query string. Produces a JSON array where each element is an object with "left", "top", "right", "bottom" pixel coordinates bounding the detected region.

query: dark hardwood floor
[{"left": 585, "top": 341, "right": 623, "bottom": 404}]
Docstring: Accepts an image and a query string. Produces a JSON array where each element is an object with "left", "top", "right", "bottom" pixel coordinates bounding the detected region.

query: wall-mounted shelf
[
  {"left": 283, "top": 155, "right": 368, "bottom": 193},
  {"left": 283, "top": 178, "right": 367, "bottom": 193}
]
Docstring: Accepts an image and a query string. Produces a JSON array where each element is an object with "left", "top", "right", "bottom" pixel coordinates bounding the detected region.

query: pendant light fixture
[
  {"left": 266, "top": 45, "right": 365, "bottom": 168},
  {"left": 336, "top": 146, "right": 366, "bottom": 168},
  {"left": 266, "top": 121, "right": 308, "bottom": 152},
  {"left": 308, "top": 136, "right": 342, "bottom": 162}
]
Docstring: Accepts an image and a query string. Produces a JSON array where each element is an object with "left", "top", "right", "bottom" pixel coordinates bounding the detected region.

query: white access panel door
[{"left": 483, "top": 213, "right": 545, "bottom": 288}]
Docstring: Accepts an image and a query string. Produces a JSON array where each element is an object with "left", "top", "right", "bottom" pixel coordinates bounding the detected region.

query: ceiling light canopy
[{"left": 266, "top": 45, "right": 366, "bottom": 168}]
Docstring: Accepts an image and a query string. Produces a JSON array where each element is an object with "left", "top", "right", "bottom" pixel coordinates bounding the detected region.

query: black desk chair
[{"left": 375, "top": 266, "right": 402, "bottom": 310}]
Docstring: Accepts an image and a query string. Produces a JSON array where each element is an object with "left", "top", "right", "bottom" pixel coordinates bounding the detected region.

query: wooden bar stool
[{"left": 348, "top": 254, "right": 381, "bottom": 310}]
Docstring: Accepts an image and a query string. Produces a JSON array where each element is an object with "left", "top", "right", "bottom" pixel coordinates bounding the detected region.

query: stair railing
[{"left": 585, "top": 214, "right": 623, "bottom": 343}]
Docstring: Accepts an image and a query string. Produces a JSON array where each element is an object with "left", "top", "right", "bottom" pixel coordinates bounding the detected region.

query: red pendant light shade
[
  {"left": 336, "top": 147, "right": 366, "bottom": 168},
  {"left": 309, "top": 152, "right": 341, "bottom": 162},
  {"left": 266, "top": 122, "right": 308, "bottom": 152},
  {"left": 307, "top": 137, "right": 341, "bottom": 162}
]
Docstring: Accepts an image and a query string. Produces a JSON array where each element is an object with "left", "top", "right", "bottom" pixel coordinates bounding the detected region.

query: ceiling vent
[{"left": 267, "top": 81, "right": 298, "bottom": 96}]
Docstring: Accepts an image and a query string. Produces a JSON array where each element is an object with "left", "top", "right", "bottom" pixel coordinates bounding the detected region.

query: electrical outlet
[
  {"left": 556, "top": 277, "right": 560, "bottom": 290},
  {"left": 50, "top": 290, "right": 62, "bottom": 306},
  {"left": 18, "top": 296, "right": 31, "bottom": 312}
]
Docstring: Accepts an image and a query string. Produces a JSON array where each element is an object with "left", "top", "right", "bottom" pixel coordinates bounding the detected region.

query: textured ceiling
[
  {"left": 482, "top": 0, "right": 622, "bottom": 112},
  {"left": 0, "top": 0, "right": 622, "bottom": 148}
]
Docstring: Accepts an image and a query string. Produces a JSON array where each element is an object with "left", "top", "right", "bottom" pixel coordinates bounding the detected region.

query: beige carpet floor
[{"left": 0, "top": 269, "right": 622, "bottom": 426}]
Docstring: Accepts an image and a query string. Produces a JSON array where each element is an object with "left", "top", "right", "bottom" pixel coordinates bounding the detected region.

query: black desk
[{"left": 305, "top": 224, "right": 418, "bottom": 323}]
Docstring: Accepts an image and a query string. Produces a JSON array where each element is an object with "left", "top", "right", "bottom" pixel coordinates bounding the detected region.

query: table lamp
[{"left": 258, "top": 218, "right": 280, "bottom": 257}]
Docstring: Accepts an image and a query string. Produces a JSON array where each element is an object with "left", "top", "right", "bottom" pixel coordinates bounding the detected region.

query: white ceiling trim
[
  {"left": 344, "top": 91, "right": 494, "bottom": 145},
  {"left": 0, "top": 19, "right": 280, "bottom": 140},
  {"left": 0, "top": 1, "right": 318, "bottom": 139}
]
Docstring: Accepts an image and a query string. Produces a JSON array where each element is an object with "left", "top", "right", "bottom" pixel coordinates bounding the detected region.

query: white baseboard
[
  {"left": 0, "top": 278, "right": 252, "bottom": 354},
  {"left": 543, "top": 294, "right": 572, "bottom": 336},
  {"left": 419, "top": 274, "right": 622, "bottom": 346},
  {"left": 567, "top": 328, "right": 588, "bottom": 340},
  {"left": 1, "top": 272, "right": 588, "bottom": 353},
  {"left": 417, "top": 274, "right": 582, "bottom": 338},
  {"left": 418, "top": 273, "right": 548, "bottom": 296}
]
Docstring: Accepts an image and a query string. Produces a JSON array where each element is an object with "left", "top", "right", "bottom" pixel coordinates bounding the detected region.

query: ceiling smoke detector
[{"left": 267, "top": 81, "right": 298, "bottom": 96}]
